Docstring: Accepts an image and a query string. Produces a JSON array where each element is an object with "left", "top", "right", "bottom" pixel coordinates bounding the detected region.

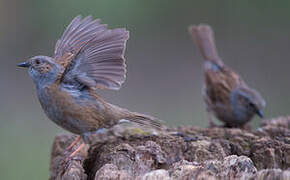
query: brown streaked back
[{"left": 204, "top": 65, "right": 245, "bottom": 105}]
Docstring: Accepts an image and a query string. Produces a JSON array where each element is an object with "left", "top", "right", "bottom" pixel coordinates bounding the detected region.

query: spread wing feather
[{"left": 54, "top": 15, "right": 129, "bottom": 90}]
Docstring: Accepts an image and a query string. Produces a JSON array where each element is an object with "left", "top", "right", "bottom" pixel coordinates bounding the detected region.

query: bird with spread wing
[{"left": 18, "top": 15, "right": 163, "bottom": 157}]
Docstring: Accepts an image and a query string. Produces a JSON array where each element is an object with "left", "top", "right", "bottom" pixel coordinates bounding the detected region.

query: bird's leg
[
  {"left": 240, "top": 122, "right": 252, "bottom": 131},
  {"left": 69, "top": 143, "right": 85, "bottom": 157},
  {"left": 206, "top": 108, "right": 217, "bottom": 128},
  {"left": 203, "top": 91, "right": 217, "bottom": 128},
  {"left": 65, "top": 135, "right": 81, "bottom": 152},
  {"left": 62, "top": 137, "right": 85, "bottom": 159}
]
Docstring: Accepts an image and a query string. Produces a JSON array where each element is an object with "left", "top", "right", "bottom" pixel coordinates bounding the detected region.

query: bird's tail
[
  {"left": 188, "top": 24, "right": 223, "bottom": 66},
  {"left": 104, "top": 102, "right": 166, "bottom": 131},
  {"left": 124, "top": 112, "right": 166, "bottom": 131}
]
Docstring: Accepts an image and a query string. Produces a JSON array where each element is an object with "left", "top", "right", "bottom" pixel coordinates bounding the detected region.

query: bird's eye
[
  {"left": 35, "top": 59, "right": 41, "bottom": 65},
  {"left": 248, "top": 102, "right": 256, "bottom": 110}
]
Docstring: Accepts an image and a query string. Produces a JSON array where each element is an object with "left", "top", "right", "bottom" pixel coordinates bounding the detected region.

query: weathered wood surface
[{"left": 50, "top": 117, "right": 290, "bottom": 180}]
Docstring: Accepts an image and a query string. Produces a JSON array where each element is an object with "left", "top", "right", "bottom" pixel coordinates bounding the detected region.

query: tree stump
[{"left": 50, "top": 117, "right": 290, "bottom": 180}]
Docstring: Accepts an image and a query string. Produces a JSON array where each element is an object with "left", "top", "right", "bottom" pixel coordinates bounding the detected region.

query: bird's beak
[
  {"left": 17, "top": 61, "right": 30, "bottom": 68},
  {"left": 256, "top": 109, "right": 264, "bottom": 118}
]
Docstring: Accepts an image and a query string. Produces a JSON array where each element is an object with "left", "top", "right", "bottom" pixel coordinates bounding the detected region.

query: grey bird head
[
  {"left": 231, "top": 87, "right": 266, "bottom": 123},
  {"left": 18, "top": 56, "right": 63, "bottom": 88}
]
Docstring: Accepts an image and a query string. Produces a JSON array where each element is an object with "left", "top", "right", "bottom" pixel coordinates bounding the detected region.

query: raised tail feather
[{"left": 188, "top": 24, "right": 223, "bottom": 66}]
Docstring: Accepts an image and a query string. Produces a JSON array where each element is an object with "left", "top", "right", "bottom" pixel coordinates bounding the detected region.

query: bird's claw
[{"left": 58, "top": 153, "right": 82, "bottom": 175}]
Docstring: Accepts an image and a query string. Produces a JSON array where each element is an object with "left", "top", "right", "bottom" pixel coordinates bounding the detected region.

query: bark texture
[{"left": 50, "top": 116, "right": 290, "bottom": 180}]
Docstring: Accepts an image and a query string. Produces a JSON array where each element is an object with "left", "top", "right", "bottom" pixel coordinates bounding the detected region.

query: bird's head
[
  {"left": 231, "top": 87, "right": 266, "bottom": 122},
  {"left": 18, "top": 56, "right": 63, "bottom": 87}
]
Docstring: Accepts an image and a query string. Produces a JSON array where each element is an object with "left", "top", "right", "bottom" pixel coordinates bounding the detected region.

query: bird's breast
[{"left": 36, "top": 84, "right": 105, "bottom": 134}]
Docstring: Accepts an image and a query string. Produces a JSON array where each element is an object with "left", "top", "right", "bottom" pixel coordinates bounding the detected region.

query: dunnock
[
  {"left": 18, "top": 15, "right": 163, "bottom": 156},
  {"left": 188, "top": 24, "right": 265, "bottom": 128}
]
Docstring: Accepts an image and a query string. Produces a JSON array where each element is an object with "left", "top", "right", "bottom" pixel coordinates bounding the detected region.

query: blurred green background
[{"left": 1, "top": 0, "right": 290, "bottom": 179}]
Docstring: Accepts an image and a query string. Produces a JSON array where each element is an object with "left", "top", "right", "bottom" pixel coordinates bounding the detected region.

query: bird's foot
[
  {"left": 58, "top": 153, "right": 83, "bottom": 175},
  {"left": 58, "top": 143, "right": 86, "bottom": 175},
  {"left": 223, "top": 123, "right": 252, "bottom": 130},
  {"left": 207, "top": 112, "right": 218, "bottom": 128},
  {"left": 208, "top": 121, "right": 218, "bottom": 128},
  {"left": 241, "top": 123, "right": 252, "bottom": 131}
]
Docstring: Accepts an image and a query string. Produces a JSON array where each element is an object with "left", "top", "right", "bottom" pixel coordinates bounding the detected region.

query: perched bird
[
  {"left": 18, "top": 15, "right": 163, "bottom": 156},
  {"left": 188, "top": 24, "right": 265, "bottom": 128}
]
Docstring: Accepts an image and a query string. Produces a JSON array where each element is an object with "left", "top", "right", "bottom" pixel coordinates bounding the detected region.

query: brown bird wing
[
  {"left": 205, "top": 65, "right": 246, "bottom": 105},
  {"left": 54, "top": 15, "right": 129, "bottom": 90}
]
